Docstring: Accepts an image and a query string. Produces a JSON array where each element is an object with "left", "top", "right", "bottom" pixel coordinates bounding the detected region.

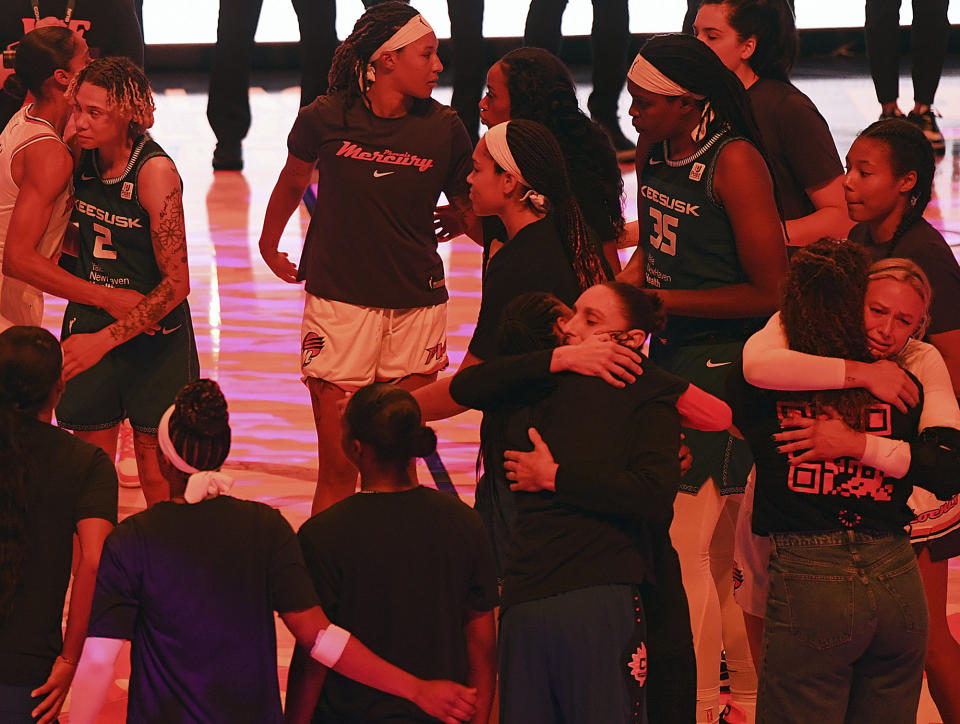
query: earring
[{"left": 909, "top": 194, "right": 919, "bottom": 207}]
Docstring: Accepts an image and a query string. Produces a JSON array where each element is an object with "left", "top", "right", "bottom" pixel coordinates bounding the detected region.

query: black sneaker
[
  {"left": 595, "top": 117, "right": 637, "bottom": 164},
  {"left": 907, "top": 109, "right": 946, "bottom": 155},
  {"left": 212, "top": 141, "right": 243, "bottom": 171}
]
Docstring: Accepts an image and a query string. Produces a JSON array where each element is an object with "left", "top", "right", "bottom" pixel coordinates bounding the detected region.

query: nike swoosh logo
[
  {"left": 373, "top": 170, "right": 395, "bottom": 178},
  {"left": 161, "top": 324, "right": 183, "bottom": 335},
  {"left": 81, "top": 174, "right": 96, "bottom": 181},
  {"left": 706, "top": 360, "right": 732, "bottom": 368},
  {"left": 648, "top": 158, "right": 662, "bottom": 165},
  {"left": 68, "top": 317, "right": 76, "bottom": 333}
]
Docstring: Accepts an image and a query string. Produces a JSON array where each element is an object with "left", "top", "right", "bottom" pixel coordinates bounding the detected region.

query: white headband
[
  {"left": 483, "top": 122, "right": 549, "bottom": 213},
  {"left": 627, "top": 53, "right": 705, "bottom": 100},
  {"left": 158, "top": 405, "right": 234, "bottom": 503},
  {"left": 370, "top": 14, "right": 434, "bottom": 62}
]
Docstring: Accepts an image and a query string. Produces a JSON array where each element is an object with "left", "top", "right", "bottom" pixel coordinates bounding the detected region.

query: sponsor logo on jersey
[
  {"left": 335, "top": 141, "right": 434, "bottom": 173},
  {"left": 301, "top": 332, "right": 325, "bottom": 367},
  {"left": 689, "top": 162, "right": 705, "bottom": 182},
  {"left": 373, "top": 170, "right": 395, "bottom": 178},
  {"left": 705, "top": 359, "right": 732, "bottom": 368},
  {"left": 121, "top": 181, "right": 134, "bottom": 200},
  {"left": 75, "top": 199, "right": 143, "bottom": 228},
  {"left": 639, "top": 185, "right": 700, "bottom": 216}
]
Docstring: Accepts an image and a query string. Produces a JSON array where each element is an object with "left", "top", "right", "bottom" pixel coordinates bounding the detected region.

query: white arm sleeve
[{"left": 742, "top": 312, "right": 846, "bottom": 390}]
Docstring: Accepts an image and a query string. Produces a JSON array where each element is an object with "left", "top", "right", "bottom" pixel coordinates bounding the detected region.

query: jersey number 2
[
  {"left": 93, "top": 223, "right": 118, "bottom": 260},
  {"left": 649, "top": 208, "right": 678, "bottom": 256}
]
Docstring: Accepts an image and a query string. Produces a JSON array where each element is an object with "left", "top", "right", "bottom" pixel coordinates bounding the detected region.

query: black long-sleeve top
[{"left": 450, "top": 349, "right": 687, "bottom": 609}]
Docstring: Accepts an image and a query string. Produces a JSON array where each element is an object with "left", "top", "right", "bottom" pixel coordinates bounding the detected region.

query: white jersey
[{"left": 0, "top": 105, "right": 72, "bottom": 330}]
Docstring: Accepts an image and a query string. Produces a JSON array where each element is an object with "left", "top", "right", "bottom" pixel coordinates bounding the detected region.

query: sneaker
[
  {"left": 212, "top": 141, "right": 243, "bottom": 171},
  {"left": 879, "top": 108, "right": 905, "bottom": 120},
  {"left": 116, "top": 420, "right": 140, "bottom": 488},
  {"left": 595, "top": 117, "right": 637, "bottom": 164},
  {"left": 907, "top": 109, "right": 946, "bottom": 155}
]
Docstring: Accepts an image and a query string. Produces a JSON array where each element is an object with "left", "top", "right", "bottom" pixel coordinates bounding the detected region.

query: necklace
[{"left": 31, "top": 0, "right": 76, "bottom": 25}]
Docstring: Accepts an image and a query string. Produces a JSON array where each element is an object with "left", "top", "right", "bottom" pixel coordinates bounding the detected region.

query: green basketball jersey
[
  {"left": 72, "top": 135, "right": 171, "bottom": 296},
  {"left": 641, "top": 128, "right": 762, "bottom": 346}
]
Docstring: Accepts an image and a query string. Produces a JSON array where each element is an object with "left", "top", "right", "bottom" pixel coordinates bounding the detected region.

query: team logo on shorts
[
  {"left": 424, "top": 341, "right": 447, "bottom": 366},
  {"left": 301, "top": 332, "right": 326, "bottom": 367},
  {"left": 628, "top": 643, "right": 648, "bottom": 686},
  {"left": 733, "top": 562, "right": 744, "bottom": 590}
]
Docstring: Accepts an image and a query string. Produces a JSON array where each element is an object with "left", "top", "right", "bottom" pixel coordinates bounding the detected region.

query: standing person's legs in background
[
  {"left": 916, "top": 546, "right": 960, "bottom": 724},
  {"left": 586, "top": 0, "right": 635, "bottom": 160},
  {"left": 710, "top": 494, "right": 757, "bottom": 724},
  {"left": 207, "top": 0, "right": 265, "bottom": 170},
  {"left": 865, "top": 0, "right": 905, "bottom": 118},
  {"left": 670, "top": 480, "right": 727, "bottom": 724},
  {"left": 293, "top": 0, "right": 339, "bottom": 108},
  {"left": 523, "top": 0, "right": 566, "bottom": 54},
  {"left": 447, "top": 0, "right": 486, "bottom": 145},
  {"left": 907, "top": 0, "right": 948, "bottom": 152}
]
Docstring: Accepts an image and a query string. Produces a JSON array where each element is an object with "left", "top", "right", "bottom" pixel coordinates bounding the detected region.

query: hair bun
[
  {"left": 411, "top": 425, "right": 437, "bottom": 459},
  {"left": 174, "top": 379, "right": 229, "bottom": 436}
]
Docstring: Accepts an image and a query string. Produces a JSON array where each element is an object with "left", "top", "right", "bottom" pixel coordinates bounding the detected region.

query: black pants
[
  {"left": 206, "top": 0, "right": 337, "bottom": 146},
  {"left": 523, "top": 0, "right": 630, "bottom": 123},
  {"left": 865, "top": 0, "right": 950, "bottom": 105},
  {"left": 362, "top": 0, "right": 485, "bottom": 144}
]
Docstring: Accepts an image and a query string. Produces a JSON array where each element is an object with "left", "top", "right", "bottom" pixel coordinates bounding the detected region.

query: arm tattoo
[{"left": 108, "top": 187, "right": 188, "bottom": 343}]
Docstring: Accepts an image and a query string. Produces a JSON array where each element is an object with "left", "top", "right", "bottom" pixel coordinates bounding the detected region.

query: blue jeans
[{"left": 758, "top": 530, "right": 928, "bottom": 724}]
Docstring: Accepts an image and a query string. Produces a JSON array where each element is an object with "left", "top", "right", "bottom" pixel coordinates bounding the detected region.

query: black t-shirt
[
  {"left": 88, "top": 496, "right": 320, "bottom": 723},
  {"left": 0, "top": 417, "right": 117, "bottom": 685},
  {"left": 298, "top": 487, "right": 498, "bottom": 724},
  {"left": 730, "top": 363, "right": 924, "bottom": 535},
  {"left": 852, "top": 219, "right": 960, "bottom": 337},
  {"left": 288, "top": 93, "right": 472, "bottom": 309},
  {"left": 468, "top": 216, "right": 581, "bottom": 360},
  {"left": 748, "top": 79, "right": 843, "bottom": 222},
  {"left": 450, "top": 350, "right": 687, "bottom": 609}
]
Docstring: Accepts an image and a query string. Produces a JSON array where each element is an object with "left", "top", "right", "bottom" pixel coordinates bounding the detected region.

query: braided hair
[
  {"left": 699, "top": 0, "right": 797, "bottom": 81},
  {"left": 14, "top": 26, "right": 79, "bottom": 97},
  {"left": 327, "top": 1, "right": 420, "bottom": 112},
  {"left": 496, "top": 291, "right": 570, "bottom": 355},
  {"left": 168, "top": 379, "right": 231, "bottom": 471},
  {"left": 344, "top": 383, "right": 436, "bottom": 468},
  {"left": 780, "top": 238, "right": 874, "bottom": 429},
  {"left": 500, "top": 120, "right": 607, "bottom": 291},
  {"left": 856, "top": 118, "right": 935, "bottom": 248},
  {"left": 499, "top": 48, "right": 625, "bottom": 239},
  {"left": 638, "top": 34, "right": 769, "bottom": 160},
  {"left": 0, "top": 327, "right": 62, "bottom": 624},
  {"left": 68, "top": 57, "right": 155, "bottom": 139}
]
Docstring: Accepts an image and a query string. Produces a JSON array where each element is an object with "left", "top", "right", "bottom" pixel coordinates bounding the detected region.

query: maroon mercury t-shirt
[{"left": 288, "top": 93, "right": 472, "bottom": 309}]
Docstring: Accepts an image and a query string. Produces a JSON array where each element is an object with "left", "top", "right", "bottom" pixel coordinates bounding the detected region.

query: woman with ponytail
[
  {"left": 693, "top": 0, "right": 851, "bottom": 246},
  {"left": 477, "top": 46, "right": 626, "bottom": 272},
  {"left": 845, "top": 117, "right": 960, "bottom": 723},
  {"left": 620, "top": 33, "right": 788, "bottom": 724},
  {"left": 289, "top": 384, "right": 498, "bottom": 723},
  {"left": 257, "top": 1, "right": 476, "bottom": 514},
  {"left": 71, "top": 379, "right": 479, "bottom": 724},
  {"left": 0, "top": 326, "right": 116, "bottom": 724}
]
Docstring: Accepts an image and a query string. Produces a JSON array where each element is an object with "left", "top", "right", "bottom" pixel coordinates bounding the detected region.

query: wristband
[{"left": 310, "top": 624, "right": 351, "bottom": 667}]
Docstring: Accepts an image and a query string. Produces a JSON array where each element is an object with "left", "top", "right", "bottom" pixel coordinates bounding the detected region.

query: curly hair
[
  {"left": 699, "top": 0, "right": 797, "bottom": 81},
  {"left": 14, "top": 25, "right": 79, "bottom": 98},
  {"left": 0, "top": 327, "right": 62, "bottom": 625},
  {"left": 168, "top": 379, "right": 231, "bottom": 471},
  {"left": 68, "top": 57, "right": 155, "bottom": 138},
  {"left": 327, "top": 2, "right": 421, "bottom": 113},
  {"left": 498, "top": 120, "right": 607, "bottom": 291},
  {"left": 856, "top": 118, "right": 935, "bottom": 248},
  {"left": 499, "top": 48, "right": 625, "bottom": 240},
  {"left": 780, "top": 238, "right": 874, "bottom": 428},
  {"left": 344, "top": 383, "right": 437, "bottom": 467}
]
